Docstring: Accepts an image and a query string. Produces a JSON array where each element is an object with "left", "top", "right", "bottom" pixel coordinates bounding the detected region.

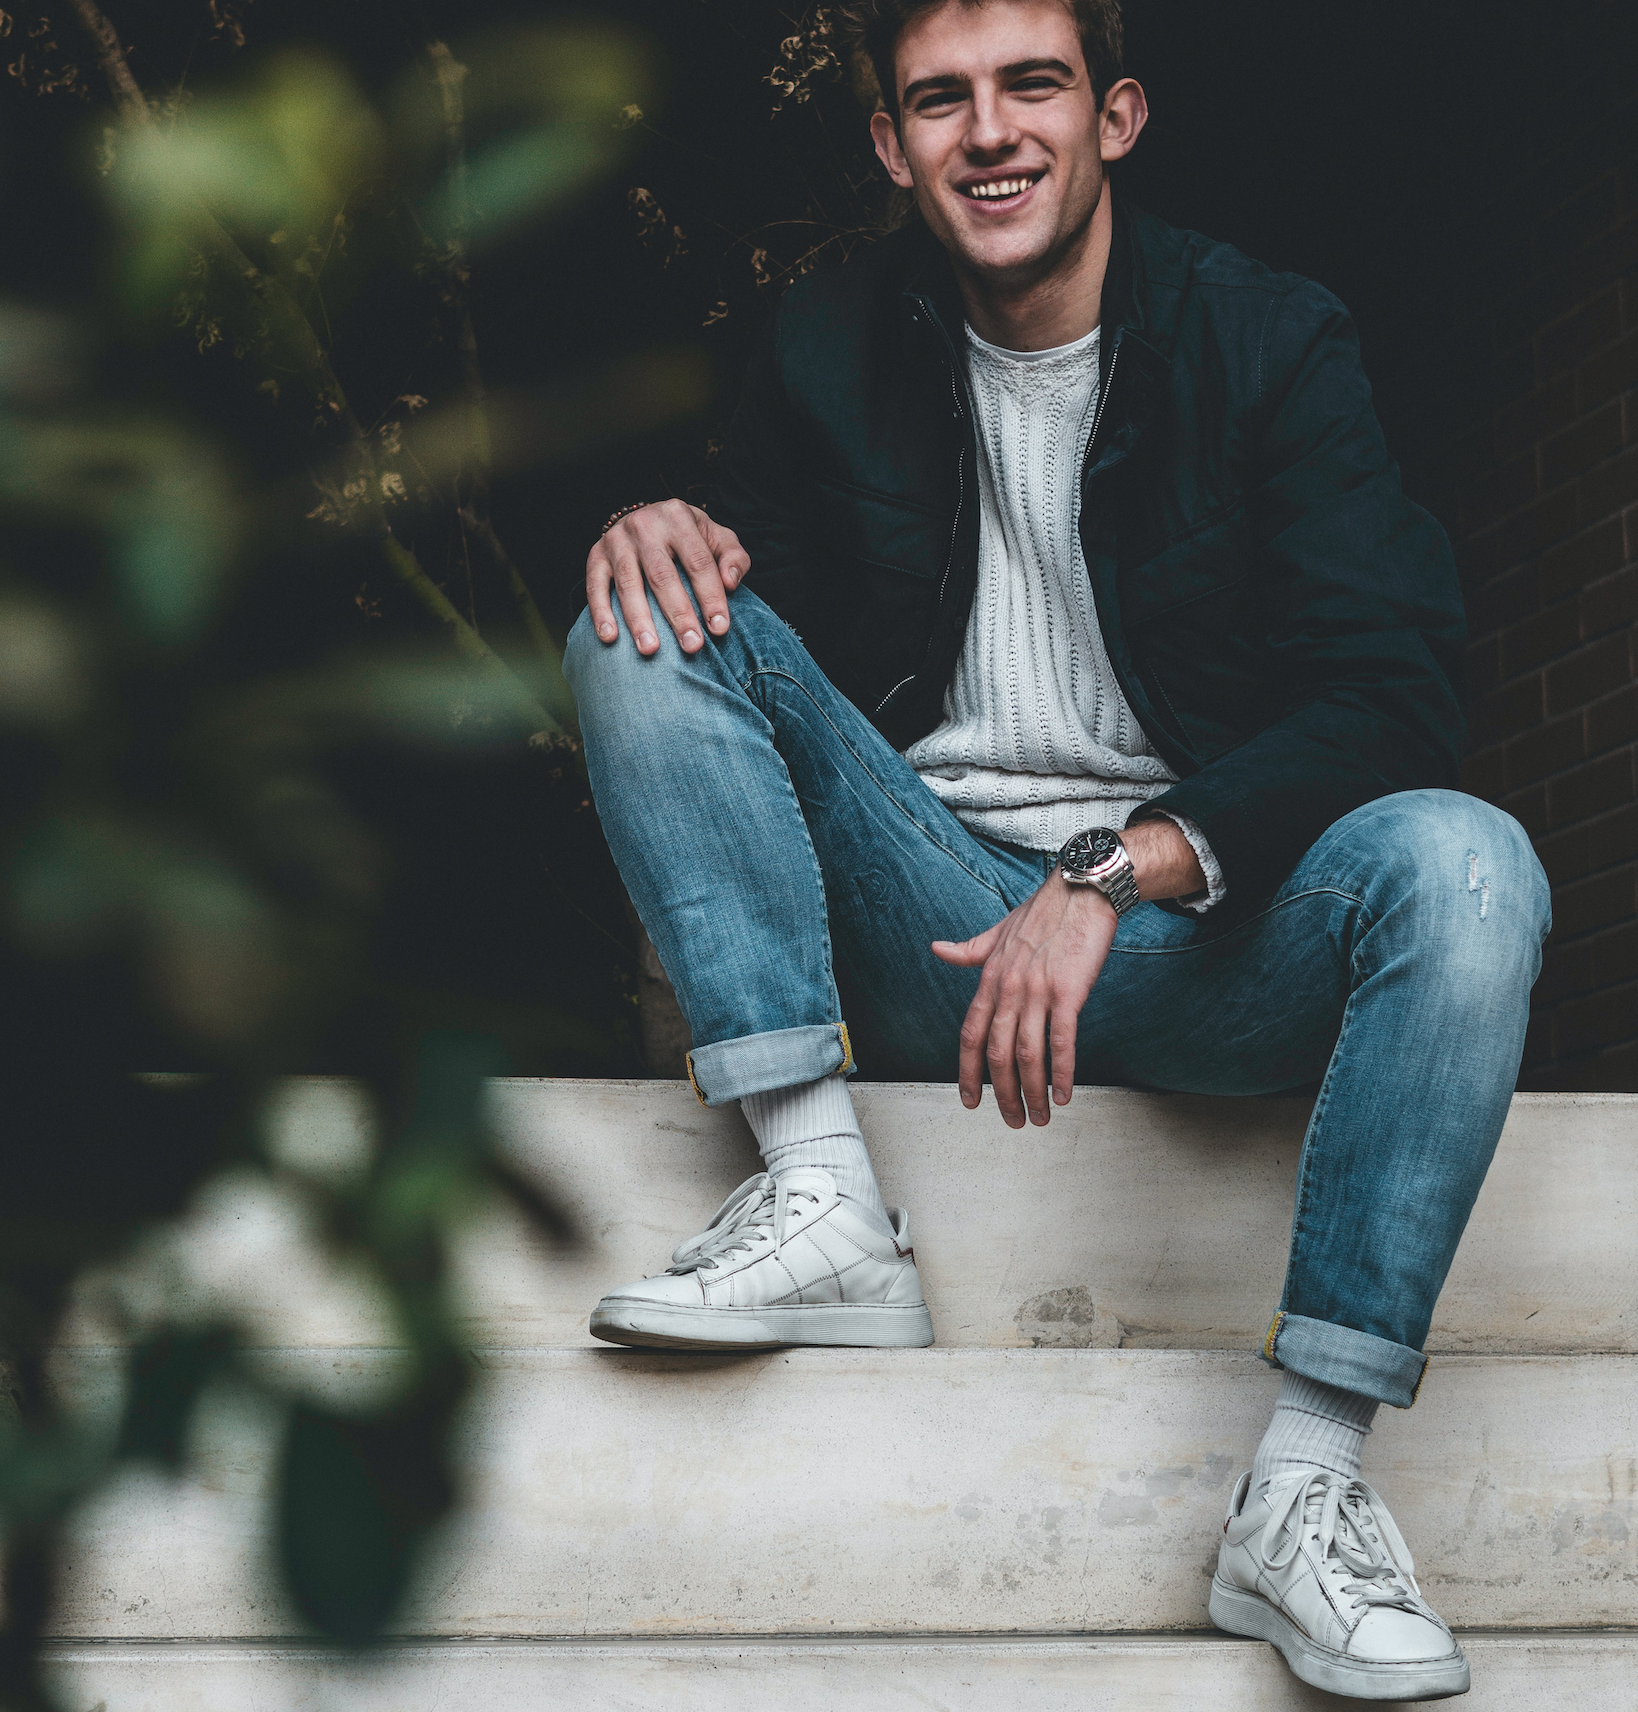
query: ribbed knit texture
[
  {"left": 1251, "top": 1372, "right": 1380, "bottom": 1494},
  {"left": 902, "top": 325, "right": 1225, "bottom": 907},
  {"left": 740, "top": 1074, "right": 892, "bottom": 1233}
]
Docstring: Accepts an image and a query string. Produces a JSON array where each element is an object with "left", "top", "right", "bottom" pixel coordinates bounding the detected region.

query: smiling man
[{"left": 563, "top": 1, "right": 1549, "bottom": 1699}]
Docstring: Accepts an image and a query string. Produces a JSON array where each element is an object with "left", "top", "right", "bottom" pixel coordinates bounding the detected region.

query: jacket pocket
[
  {"left": 812, "top": 478, "right": 951, "bottom": 580},
  {"left": 1118, "top": 505, "right": 1250, "bottom": 629}
]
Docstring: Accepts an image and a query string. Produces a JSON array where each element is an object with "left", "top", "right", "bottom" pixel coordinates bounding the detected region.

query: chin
[{"left": 948, "top": 224, "right": 1061, "bottom": 282}]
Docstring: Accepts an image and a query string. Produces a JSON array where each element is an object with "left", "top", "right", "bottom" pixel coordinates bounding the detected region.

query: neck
[
  {"left": 951, "top": 178, "right": 1115, "bottom": 352},
  {"left": 955, "top": 181, "right": 1113, "bottom": 351}
]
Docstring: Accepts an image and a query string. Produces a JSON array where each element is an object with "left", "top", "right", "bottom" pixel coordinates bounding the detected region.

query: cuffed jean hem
[
  {"left": 1260, "top": 1311, "right": 1430, "bottom": 1410},
  {"left": 685, "top": 1023, "right": 855, "bottom": 1108}
]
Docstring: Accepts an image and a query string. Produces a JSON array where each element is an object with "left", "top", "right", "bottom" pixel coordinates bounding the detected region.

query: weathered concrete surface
[
  {"left": 51, "top": 1348, "right": 1638, "bottom": 1639},
  {"left": 71, "top": 1079, "right": 1630, "bottom": 1355},
  {"left": 39, "top": 1634, "right": 1638, "bottom": 1712}
]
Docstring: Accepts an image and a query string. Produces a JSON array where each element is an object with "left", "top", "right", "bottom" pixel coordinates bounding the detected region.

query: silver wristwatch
[{"left": 1056, "top": 827, "right": 1141, "bottom": 916}]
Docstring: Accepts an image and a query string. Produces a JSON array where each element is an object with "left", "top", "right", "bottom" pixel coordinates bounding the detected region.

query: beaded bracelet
[{"left": 601, "top": 501, "right": 649, "bottom": 535}]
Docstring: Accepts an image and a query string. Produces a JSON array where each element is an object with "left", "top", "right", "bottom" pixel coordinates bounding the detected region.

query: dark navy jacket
[{"left": 711, "top": 194, "right": 1466, "bottom": 902}]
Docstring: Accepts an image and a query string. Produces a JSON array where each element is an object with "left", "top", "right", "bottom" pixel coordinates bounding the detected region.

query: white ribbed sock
[
  {"left": 739, "top": 1074, "right": 892, "bottom": 1234},
  {"left": 1251, "top": 1372, "right": 1379, "bottom": 1494}
]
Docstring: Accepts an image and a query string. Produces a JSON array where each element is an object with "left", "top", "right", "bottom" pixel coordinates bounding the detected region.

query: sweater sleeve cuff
[{"left": 1155, "top": 812, "right": 1227, "bottom": 913}]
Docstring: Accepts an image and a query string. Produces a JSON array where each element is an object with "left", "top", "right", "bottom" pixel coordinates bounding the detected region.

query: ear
[
  {"left": 870, "top": 109, "right": 916, "bottom": 188},
  {"left": 1098, "top": 77, "right": 1148, "bottom": 163}
]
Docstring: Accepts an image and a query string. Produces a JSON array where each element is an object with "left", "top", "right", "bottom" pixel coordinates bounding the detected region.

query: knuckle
[{"left": 985, "top": 1040, "right": 1010, "bottom": 1066}]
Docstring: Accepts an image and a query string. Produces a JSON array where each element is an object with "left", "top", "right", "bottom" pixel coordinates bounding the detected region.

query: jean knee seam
[
  {"left": 743, "top": 666, "right": 1014, "bottom": 908},
  {"left": 1277, "top": 967, "right": 1372, "bottom": 1317},
  {"left": 765, "top": 741, "right": 844, "bottom": 1029}
]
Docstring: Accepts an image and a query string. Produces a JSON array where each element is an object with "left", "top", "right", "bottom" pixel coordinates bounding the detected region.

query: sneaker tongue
[{"left": 769, "top": 1167, "right": 837, "bottom": 1197}]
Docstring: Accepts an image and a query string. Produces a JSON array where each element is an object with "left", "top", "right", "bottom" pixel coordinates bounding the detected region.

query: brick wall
[{"left": 1423, "top": 3, "right": 1638, "bottom": 1089}]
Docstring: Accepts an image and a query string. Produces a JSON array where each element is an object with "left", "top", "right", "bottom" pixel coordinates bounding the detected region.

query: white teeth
[{"left": 965, "top": 176, "right": 1035, "bottom": 200}]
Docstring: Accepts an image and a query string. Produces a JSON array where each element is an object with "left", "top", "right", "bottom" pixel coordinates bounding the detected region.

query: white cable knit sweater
[{"left": 904, "top": 323, "right": 1225, "bottom": 908}]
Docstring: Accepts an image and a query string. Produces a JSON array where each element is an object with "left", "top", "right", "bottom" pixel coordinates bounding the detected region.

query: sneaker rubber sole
[
  {"left": 589, "top": 1299, "right": 935, "bottom": 1351},
  {"left": 1209, "top": 1575, "right": 1470, "bottom": 1701}
]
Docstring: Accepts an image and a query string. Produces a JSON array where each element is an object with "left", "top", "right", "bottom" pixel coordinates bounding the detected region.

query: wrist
[{"left": 1120, "top": 816, "right": 1206, "bottom": 902}]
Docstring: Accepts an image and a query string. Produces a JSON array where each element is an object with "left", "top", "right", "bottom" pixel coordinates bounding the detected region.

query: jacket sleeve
[
  {"left": 708, "top": 307, "right": 826, "bottom": 641},
  {"left": 1132, "top": 280, "right": 1467, "bottom": 901}
]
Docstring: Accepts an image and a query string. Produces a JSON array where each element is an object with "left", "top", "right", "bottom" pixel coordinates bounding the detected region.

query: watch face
[{"left": 1063, "top": 828, "right": 1121, "bottom": 874}]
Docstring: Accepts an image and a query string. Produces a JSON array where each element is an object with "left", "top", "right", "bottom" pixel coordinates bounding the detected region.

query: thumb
[{"left": 931, "top": 925, "right": 999, "bottom": 966}]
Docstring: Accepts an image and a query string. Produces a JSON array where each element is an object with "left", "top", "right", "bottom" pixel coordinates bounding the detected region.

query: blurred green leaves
[
  {"left": 0, "top": 6, "right": 671, "bottom": 1698},
  {"left": 110, "top": 51, "right": 385, "bottom": 314},
  {"left": 106, "top": 24, "right": 654, "bottom": 320},
  {"left": 0, "top": 413, "right": 239, "bottom": 646}
]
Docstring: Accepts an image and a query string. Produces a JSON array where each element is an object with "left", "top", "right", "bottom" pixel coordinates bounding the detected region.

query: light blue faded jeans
[{"left": 565, "top": 588, "right": 1551, "bottom": 1407}]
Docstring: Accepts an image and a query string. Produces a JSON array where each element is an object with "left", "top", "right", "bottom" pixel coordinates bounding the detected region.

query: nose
[{"left": 964, "top": 84, "right": 1022, "bottom": 158}]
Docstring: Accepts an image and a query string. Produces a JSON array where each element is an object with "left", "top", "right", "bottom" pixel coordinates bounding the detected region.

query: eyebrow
[{"left": 900, "top": 57, "right": 1078, "bottom": 107}]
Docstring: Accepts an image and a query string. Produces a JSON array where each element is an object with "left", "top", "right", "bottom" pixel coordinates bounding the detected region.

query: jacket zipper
[
  {"left": 1083, "top": 331, "right": 1121, "bottom": 482},
  {"left": 877, "top": 301, "right": 970, "bottom": 717},
  {"left": 935, "top": 365, "right": 967, "bottom": 615},
  {"left": 1075, "top": 329, "right": 1188, "bottom": 767}
]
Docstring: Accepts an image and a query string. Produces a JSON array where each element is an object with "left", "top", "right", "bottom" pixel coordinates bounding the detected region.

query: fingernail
[
  {"left": 638, "top": 631, "right": 656, "bottom": 649},
  {"left": 598, "top": 623, "right": 616, "bottom": 640},
  {"left": 682, "top": 628, "right": 701, "bottom": 648},
  {"left": 709, "top": 613, "right": 729, "bottom": 633}
]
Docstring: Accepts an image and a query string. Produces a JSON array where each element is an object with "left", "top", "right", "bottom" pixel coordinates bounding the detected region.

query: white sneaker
[
  {"left": 588, "top": 1169, "right": 935, "bottom": 1350},
  {"left": 1210, "top": 1469, "right": 1469, "bottom": 1701}
]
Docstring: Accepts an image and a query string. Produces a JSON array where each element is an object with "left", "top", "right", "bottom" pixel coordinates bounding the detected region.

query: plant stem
[
  {"left": 426, "top": 39, "right": 561, "bottom": 673},
  {"left": 380, "top": 536, "right": 556, "bottom": 731},
  {"left": 64, "top": 0, "right": 148, "bottom": 124},
  {"left": 68, "top": 0, "right": 557, "bottom": 736},
  {"left": 458, "top": 507, "right": 563, "bottom": 676}
]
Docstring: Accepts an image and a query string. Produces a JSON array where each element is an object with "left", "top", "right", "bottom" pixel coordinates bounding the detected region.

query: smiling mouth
[{"left": 959, "top": 172, "right": 1044, "bottom": 202}]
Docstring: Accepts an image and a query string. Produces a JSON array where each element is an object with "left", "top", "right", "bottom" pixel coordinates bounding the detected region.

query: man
[{"left": 564, "top": 0, "right": 1549, "bottom": 1699}]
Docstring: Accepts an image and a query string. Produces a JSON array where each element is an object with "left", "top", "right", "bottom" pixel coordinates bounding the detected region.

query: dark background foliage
[{"left": 0, "top": 0, "right": 1595, "bottom": 1082}]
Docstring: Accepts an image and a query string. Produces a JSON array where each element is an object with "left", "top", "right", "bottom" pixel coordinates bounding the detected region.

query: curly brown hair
[{"left": 835, "top": 0, "right": 1125, "bottom": 120}]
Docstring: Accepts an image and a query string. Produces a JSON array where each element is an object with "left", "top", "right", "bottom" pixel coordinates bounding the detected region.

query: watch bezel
[{"left": 1058, "top": 827, "right": 1123, "bottom": 881}]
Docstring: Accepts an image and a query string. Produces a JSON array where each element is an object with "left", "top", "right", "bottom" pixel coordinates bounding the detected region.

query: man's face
[{"left": 871, "top": 0, "right": 1128, "bottom": 288}]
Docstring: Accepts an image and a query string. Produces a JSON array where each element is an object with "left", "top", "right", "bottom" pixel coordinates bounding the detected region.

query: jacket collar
[
  {"left": 896, "top": 188, "right": 1169, "bottom": 470},
  {"left": 897, "top": 183, "right": 1148, "bottom": 341}
]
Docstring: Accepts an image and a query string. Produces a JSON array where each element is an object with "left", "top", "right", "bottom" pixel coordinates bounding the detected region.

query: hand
[
  {"left": 930, "top": 820, "right": 1205, "bottom": 1128},
  {"left": 932, "top": 874, "right": 1117, "bottom": 1129},
  {"left": 586, "top": 499, "right": 751, "bottom": 656}
]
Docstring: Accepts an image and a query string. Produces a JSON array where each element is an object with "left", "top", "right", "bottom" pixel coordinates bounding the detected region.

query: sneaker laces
[
  {"left": 665, "top": 1173, "right": 821, "bottom": 1274},
  {"left": 1262, "top": 1471, "right": 1425, "bottom": 1616}
]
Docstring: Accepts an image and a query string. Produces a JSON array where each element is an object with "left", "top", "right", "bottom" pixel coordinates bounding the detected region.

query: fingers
[
  {"left": 699, "top": 509, "right": 751, "bottom": 591},
  {"left": 585, "top": 543, "right": 621, "bottom": 644},
  {"left": 607, "top": 530, "right": 663, "bottom": 654},
  {"left": 956, "top": 975, "right": 995, "bottom": 1110},
  {"left": 1050, "top": 1000, "right": 1079, "bottom": 1108},
  {"left": 931, "top": 924, "right": 1001, "bottom": 966},
  {"left": 1015, "top": 997, "right": 1051, "bottom": 1126},
  {"left": 984, "top": 977, "right": 1026, "bottom": 1130},
  {"left": 586, "top": 500, "right": 745, "bottom": 656}
]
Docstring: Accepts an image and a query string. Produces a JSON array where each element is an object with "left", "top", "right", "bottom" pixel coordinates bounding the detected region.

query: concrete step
[
  {"left": 52, "top": 1348, "right": 1638, "bottom": 1638},
  {"left": 83, "top": 1079, "right": 1634, "bottom": 1355},
  {"left": 40, "top": 1633, "right": 1638, "bottom": 1712}
]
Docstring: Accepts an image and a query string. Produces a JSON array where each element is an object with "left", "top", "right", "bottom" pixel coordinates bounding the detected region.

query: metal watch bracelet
[{"left": 1056, "top": 828, "right": 1141, "bottom": 917}]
